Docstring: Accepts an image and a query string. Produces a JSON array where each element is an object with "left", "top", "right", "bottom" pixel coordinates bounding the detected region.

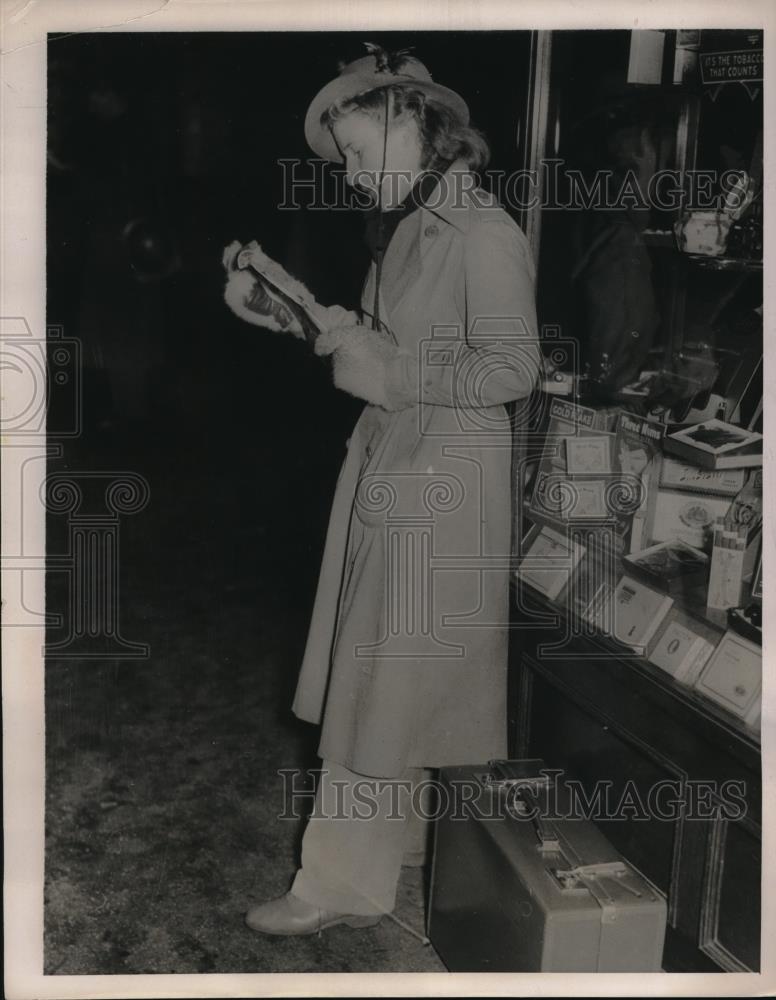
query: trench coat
[{"left": 291, "top": 160, "right": 542, "bottom": 778}]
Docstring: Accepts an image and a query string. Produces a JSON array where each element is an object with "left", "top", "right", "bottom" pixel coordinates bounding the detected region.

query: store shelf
[
  {"left": 643, "top": 239, "right": 763, "bottom": 271},
  {"left": 511, "top": 578, "right": 761, "bottom": 750},
  {"left": 682, "top": 253, "right": 762, "bottom": 271}
]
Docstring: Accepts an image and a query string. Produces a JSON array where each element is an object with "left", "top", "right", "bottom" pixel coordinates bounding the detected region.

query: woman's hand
[
  {"left": 223, "top": 239, "right": 306, "bottom": 337},
  {"left": 314, "top": 325, "right": 415, "bottom": 411}
]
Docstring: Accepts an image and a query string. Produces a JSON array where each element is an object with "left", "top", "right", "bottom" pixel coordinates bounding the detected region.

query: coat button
[
  {"left": 424, "top": 223, "right": 439, "bottom": 238},
  {"left": 630, "top": 330, "right": 640, "bottom": 338}
]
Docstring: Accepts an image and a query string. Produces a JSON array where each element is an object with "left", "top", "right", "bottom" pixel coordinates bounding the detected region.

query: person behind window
[{"left": 565, "top": 94, "right": 662, "bottom": 398}]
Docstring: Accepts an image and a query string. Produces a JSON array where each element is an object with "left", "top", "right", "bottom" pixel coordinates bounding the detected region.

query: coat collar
[
  {"left": 366, "top": 160, "right": 489, "bottom": 327},
  {"left": 421, "top": 158, "right": 480, "bottom": 234}
]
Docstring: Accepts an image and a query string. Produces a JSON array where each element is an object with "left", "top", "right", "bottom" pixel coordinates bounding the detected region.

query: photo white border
[{"left": 2, "top": 0, "right": 774, "bottom": 996}]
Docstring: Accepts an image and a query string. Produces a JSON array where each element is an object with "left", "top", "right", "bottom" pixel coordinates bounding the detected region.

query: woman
[{"left": 245, "top": 45, "right": 541, "bottom": 935}]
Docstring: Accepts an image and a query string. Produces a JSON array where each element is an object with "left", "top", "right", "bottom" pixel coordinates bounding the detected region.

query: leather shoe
[{"left": 245, "top": 891, "right": 382, "bottom": 936}]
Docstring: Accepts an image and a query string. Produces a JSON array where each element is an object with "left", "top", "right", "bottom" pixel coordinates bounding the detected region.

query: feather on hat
[{"left": 304, "top": 42, "right": 469, "bottom": 162}]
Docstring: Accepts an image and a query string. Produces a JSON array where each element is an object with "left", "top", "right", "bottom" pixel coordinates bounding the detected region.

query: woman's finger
[{"left": 222, "top": 240, "right": 242, "bottom": 272}]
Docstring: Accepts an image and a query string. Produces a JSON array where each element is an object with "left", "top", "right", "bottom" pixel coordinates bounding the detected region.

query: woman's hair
[{"left": 321, "top": 84, "right": 491, "bottom": 173}]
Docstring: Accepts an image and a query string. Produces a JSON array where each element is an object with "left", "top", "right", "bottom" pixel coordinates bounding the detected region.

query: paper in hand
[{"left": 223, "top": 239, "right": 326, "bottom": 346}]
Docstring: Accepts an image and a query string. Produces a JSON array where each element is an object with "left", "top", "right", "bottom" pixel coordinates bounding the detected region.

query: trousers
[{"left": 290, "top": 758, "right": 435, "bottom": 916}]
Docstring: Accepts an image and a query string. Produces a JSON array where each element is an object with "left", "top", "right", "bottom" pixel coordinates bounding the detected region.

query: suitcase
[{"left": 427, "top": 759, "right": 667, "bottom": 972}]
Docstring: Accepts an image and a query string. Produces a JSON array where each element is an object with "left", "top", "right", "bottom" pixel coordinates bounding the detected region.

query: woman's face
[{"left": 332, "top": 109, "right": 424, "bottom": 209}]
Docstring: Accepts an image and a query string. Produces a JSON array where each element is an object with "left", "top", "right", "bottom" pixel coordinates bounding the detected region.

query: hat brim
[{"left": 304, "top": 72, "right": 469, "bottom": 162}]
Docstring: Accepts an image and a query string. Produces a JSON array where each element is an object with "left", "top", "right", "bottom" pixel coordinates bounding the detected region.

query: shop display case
[
  {"left": 508, "top": 28, "right": 763, "bottom": 973},
  {"left": 509, "top": 399, "right": 762, "bottom": 972},
  {"left": 508, "top": 583, "right": 761, "bottom": 972},
  {"left": 518, "top": 29, "right": 763, "bottom": 413}
]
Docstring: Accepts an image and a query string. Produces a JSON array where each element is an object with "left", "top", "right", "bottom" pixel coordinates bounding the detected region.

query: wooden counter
[{"left": 508, "top": 581, "right": 761, "bottom": 972}]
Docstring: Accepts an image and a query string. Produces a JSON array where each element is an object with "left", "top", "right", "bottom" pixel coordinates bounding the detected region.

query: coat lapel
[
  {"left": 361, "top": 161, "right": 476, "bottom": 340},
  {"left": 375, "top": 160, "right": 474, "bottom": 319},
  {"left": 379, "top": 209, "right": 422, "bottom": 316}
]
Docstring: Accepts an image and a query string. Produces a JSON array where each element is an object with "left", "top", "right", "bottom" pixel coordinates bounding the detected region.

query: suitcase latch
[
  {"left": 551, "top": 860, "right": 632, "bottom": 889},
  {"left": 550, "top": 861, "right": 646, "bottom": 921}
]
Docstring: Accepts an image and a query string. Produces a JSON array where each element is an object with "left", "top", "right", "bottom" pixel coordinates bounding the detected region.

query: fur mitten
[
  {"left": 223, "top": 240, "right": 324, "bottom": 342},
  {"left": 315, "top": 325, "right": 416, "bottom": 411}
]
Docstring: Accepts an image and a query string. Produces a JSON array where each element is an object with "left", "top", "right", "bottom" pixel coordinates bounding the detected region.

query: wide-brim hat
[{"left": 304, "top": 46, "right": 469, "bottom": 162}]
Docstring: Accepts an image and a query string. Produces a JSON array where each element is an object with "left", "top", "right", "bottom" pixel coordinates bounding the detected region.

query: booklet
[
  {"left": 516, "top": 525, "right": 586, "bottom": 601},
  {"left": 222, "top": 239, "right": 328, "bottom": 346},
  {"left": 613, "top": 412, "right": 665, "bottom": 553},
  {"left": 528, "top": 399, "right": 616, "bottom": 530},
  {"left": 592, "top": 575, "right": 674, "bottom": 654}
]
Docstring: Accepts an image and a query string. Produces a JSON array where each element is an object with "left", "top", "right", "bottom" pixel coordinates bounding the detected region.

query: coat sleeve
[{"left": 383, "top": 215, "right": 542, "bottom": 409}]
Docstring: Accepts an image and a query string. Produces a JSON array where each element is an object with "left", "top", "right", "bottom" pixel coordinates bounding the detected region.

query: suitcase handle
[
  {"left": 484, "top": 762, "right": 577, "bottom": 860},
  {"left": 508, "top": 786, "right": 566, "bottom": 855},
  {"left": 488, "top": 759, "right": 549, "bottom": 791}
]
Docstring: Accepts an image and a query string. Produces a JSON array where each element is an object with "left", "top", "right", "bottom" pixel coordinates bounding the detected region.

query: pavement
[{"left": 43, "top": 356, "right": 447, "bottom": 975}]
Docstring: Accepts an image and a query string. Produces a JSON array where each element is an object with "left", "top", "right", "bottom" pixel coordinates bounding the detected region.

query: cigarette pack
[
  {"left": 706, "top": 518, "right": 748, "bottom": 611},
  {"left": 693, "top": 630, "right": 761, "bottom": 726},
  {"left": 590, "top": 575, "right": 674, "bottom": 654},
  {"left": 648, "top": 618, "right": 716, "bottom": 685}
]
